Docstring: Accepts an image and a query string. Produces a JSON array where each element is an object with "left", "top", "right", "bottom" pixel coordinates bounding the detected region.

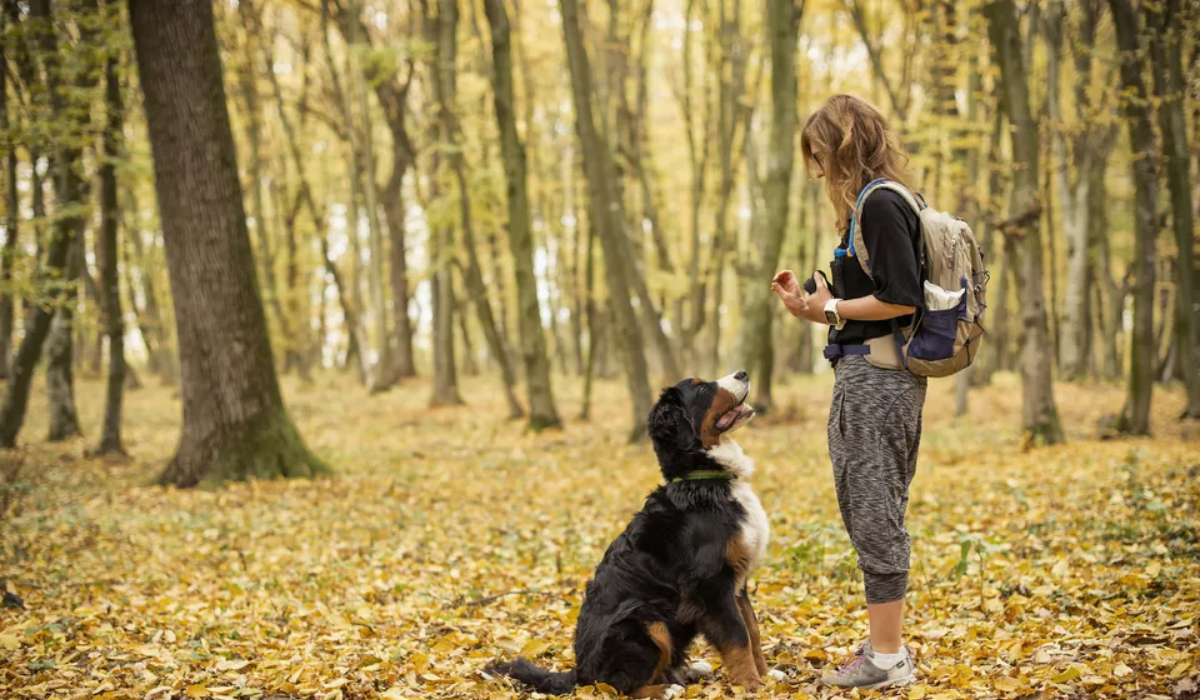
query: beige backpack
[{"left": 848, "top": 179, "right": 988, "bottom": 378}]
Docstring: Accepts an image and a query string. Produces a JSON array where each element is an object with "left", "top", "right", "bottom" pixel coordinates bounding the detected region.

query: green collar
[{"left": 670, "top": 469, "right": 734, "bottom": 483}]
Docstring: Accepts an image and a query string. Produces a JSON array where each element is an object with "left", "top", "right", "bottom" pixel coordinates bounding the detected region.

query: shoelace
[{"left": 836, "top": 644, "right": 869, "bottom": 673}]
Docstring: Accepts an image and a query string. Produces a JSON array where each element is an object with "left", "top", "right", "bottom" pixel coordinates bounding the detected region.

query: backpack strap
[{"left": 847, "top": 179, "right": 924, "bottom": 277}]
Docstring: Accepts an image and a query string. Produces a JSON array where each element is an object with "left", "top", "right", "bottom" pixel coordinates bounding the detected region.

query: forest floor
[{"left": 0, "top": 366, "right": 1197, "bottom": 699}]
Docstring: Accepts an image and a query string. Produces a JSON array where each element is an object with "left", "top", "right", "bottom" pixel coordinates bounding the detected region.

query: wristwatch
[{"left": 824, "top": 298, "right": 846, "bottom": 330}]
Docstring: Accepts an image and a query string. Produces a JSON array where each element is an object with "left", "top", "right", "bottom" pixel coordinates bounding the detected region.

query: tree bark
[
  {"left": 736, "top": 0, "right": 801, "bottom": 413},
  {"left": 129, "top": 0, "right": 326, "bottom": 486},
  {"left": 559, "top": 0, "right": 653, "bottom": 440},
  {"left": 985, "top": 0, "right": 1064, "bottom": 445},
  {"left": 95, "top": 51, "right": 126, "bottom": 456},
  {"left": 1107, "top": 0, "right": 1158, "bottom": 435},
  {"left": 484, "top": 0, "right": 561, "bottom": 429},
  {"left": 1146, "top": 0, "right": 1200, "bottom": 418}
]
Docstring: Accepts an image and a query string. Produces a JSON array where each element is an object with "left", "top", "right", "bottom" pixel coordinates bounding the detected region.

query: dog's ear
[{"left": 648, "top": 387, "right": 697, "bottom": 471}]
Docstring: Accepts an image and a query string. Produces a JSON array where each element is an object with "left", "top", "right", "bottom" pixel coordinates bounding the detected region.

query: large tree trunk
[
  {"left": 0, "top": 0, "right": 91, "bottom": 448},
  {"left": 559, "top": 0, "right": 652, "bottom": 440},
  {"left": 95, "top": 51, "right": 126, "bottom": 456},
  {"left": 1146, "top": 0, "right": 1199, "bottom": 418},
  {"left": 484, "top": 0, "right": 561, "bottom": 430},
  {"left": 737, "top": 0, "right": 801, "bottom": 413},
  {"left": 985, "top": 0, "right": 1064, "bottom": 445},
  {"left": 1107, "top": 0, "right": 1158, "bottom": 435},
  {"left": 129, "top": 0, "right": 326, "bottom": 486}
]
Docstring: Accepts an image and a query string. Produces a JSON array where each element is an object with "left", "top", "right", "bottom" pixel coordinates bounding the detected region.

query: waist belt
[
  {"left": 823, "top": 343, "right": 870, "bottom": 361},
  {"left": 824, "top": 334, "right": 906, "bottom": 370}
]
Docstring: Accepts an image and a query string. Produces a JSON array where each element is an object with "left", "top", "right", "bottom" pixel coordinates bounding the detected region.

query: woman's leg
[{"left": 867, "top": 599, "right": 903, "bottom": 653}]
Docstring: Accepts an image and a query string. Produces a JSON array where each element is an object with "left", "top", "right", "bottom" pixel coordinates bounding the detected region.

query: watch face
[{"left": 825, "top": 310, "right": 838, "bottom": 324}]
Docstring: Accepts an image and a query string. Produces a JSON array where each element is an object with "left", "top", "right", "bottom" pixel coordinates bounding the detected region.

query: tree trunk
[
  {"left": 736, "top": 0, "right": 800, "bottom": 413},
  {"left": 1146, "top": 0, "right": 1200, "bottom": 418},
  {"left": 234, "top": 0, "right": 292, "bottom": 371},
  {"left": 425, "top": 0, "right": 463, "bottom": 407},
  {"left": 129, "top": 0, "right": 326, "bottom": 486},
  {"left": 985, "top": 0, "right": 1064, "bottom": 445},
  {"left": 579, "top": 218, "right": 598, "bottom": 421},
  {"left": 329, "top": 0, "right": 418, "bottom": 381},
  {"left": 95, "top": 51, "right": 126, "bottom": 456},
  {"left": 1107, "top": 0, "right": 1158, "bottom": 435},
  {"left": 484, "top": 0, "right": 561, "bottom": 429},
  {"left": 0, "top": 0, "right": 91, "bottom": 448},
  {"left": 559, "top": 0, "right": 652, "bottom": 440},
  {"left": 0, "top": 13, "right": 14, "bottom": 381}
]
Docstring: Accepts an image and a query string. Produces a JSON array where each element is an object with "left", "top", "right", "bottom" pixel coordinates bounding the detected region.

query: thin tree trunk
[
  {"left": 0, "top": 12, "right": 14, "bottom": 380},
  {"left": 45, "top": 240, "right": 82, "bottom": 442},
  {"left": 329, "top": 0, "right": 418, "bottom": 381},
  {"left": 1146, "top": 0, "right": 1200, "bottom": 418},
  {"left": 579, "top": 218, "right": 597, "bottom": 421},
  {"left": 95, "top": 50, "right": 126, "bottom": 456},
  {"left": 985, "top": 0, "right": 1064, "bottom": 445},
  {"left": 737, "top": 0, "right": 801, "bottom": 413},
  {"left": 559, "top": 0, "right": 652, "bottom": 440},
  {"left": 235, "top": 0, "right": 292, "bottom": 371},
  {"left": 484, "top": 0, "right": 561, "bottom": 429},
  {"left": 129, "top": 0, "right": 326, "bottom": 486},
  {"left": 0, "top": 0, "right": 91, "bottom": 448},
  {"left": 1107, "top": 0, "right": 1158, "bottom": 435},
  {"left": 425, "top": 0, "right": 463, "bottom": 407}
]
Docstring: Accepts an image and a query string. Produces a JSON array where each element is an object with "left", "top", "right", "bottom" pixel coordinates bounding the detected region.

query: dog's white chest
[{"left": 731, "top": 480, "right": 769, "bottom": 569}]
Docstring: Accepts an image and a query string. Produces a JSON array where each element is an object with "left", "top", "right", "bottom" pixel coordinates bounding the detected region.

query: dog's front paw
[
  {"left": 766, "top": 668, "right": 786, "bottom": 681},
  {"left": 663, "top": 684, "right": 685, "bottom": 699},
  {"left": 686, "top": 660, "right": 713, "bottom": 679}
]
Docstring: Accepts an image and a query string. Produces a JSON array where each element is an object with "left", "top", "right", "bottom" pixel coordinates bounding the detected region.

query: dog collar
[{"left": 670, "top": 470, "right": 733, "bottom": 483}]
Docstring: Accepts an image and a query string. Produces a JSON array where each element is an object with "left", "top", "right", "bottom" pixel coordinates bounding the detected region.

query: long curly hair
[{"left": 800, "top": 94, "right": 911, "bottom": 229}]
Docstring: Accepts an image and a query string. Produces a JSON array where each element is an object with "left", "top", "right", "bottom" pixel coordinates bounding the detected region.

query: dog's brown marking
[
  {"left": 737, "top": 592, "right": 769, "bottom": 676},
  {"left": 699, "top": 388, "right": 739, "bottom": 448},
  {"left": 725, "top": 536, "right": 753, "bottom": 590},
  {"left": 645, "top": 621, "right": 673, "bottom": 683},
  {"left": 719, "top": 642, "right": 762, "bottom": 688}
]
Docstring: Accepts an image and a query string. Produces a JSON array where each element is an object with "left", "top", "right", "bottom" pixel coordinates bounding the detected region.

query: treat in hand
[{"left": 803, "top": 270, "right": 831, "bottom": 295}]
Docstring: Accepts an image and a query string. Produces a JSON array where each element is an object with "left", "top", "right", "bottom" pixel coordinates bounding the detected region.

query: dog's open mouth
[{"left": 716, "top": 402, "right": 755, "bottom": 431}]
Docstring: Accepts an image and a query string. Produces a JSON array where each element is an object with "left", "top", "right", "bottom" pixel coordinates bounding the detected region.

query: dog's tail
[{"left": 486, "top": 657, "right": 578, "bottom": 694}]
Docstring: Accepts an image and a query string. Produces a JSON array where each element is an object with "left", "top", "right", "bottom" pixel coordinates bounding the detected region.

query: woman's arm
[{"left": 771, "top": 270, "right": 914, "bottom": 325}]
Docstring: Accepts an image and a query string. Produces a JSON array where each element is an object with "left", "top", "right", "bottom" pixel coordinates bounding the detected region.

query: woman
[{"left": 771, "top": 94, "right": 926, "bottom": 690}]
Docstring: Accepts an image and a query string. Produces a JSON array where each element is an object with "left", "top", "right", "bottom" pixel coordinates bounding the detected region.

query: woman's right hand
[{"left": 771, "top": 269, "right": 805, "bottom": 317}]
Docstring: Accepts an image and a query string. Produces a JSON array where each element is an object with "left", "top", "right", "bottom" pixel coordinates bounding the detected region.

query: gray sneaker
[{"left": 820, "top": 640, "right": 916, "bottom": 690}]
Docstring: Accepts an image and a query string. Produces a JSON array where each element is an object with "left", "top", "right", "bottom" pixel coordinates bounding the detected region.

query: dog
[{"left": 488, "top": 371, "right": 770, "bottom": 697}]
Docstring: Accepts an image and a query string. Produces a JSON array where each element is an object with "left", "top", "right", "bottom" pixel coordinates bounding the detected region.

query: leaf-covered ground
[{"left": 0, "top": 369, "right": 1197, "bottom": 699}]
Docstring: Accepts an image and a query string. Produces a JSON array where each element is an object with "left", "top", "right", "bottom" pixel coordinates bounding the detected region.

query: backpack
[{"left": 847, "top": 179, "right": 988, "bottom": 378}]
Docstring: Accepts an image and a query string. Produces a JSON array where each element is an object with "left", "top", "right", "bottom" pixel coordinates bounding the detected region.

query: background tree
[{"left": 129, "top": 0, "right": 326, "bottom": 485}]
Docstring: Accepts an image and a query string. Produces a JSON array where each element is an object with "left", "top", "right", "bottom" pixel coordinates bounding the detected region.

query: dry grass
[{"left": 0, "top": 367, "right": 1196, "bottom": 698}]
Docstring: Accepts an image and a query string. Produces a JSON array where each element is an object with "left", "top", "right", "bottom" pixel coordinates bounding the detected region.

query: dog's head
[{"left": 647, "top": 371, "right": 755, "bottom": 479}]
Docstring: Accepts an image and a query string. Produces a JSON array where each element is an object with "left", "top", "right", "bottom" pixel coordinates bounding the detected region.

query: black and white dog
[{"left": 489, "top": 371, "right": 770, "bottom": 697}]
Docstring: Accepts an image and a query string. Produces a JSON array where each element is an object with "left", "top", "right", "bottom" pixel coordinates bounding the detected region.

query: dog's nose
[{"left": 734, "top": 370, "right": 748, "bottom": 382}]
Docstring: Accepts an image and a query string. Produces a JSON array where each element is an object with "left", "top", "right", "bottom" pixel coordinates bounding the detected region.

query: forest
[{"left": 0, "top": 0, "right": 1197, "bottom": 697}]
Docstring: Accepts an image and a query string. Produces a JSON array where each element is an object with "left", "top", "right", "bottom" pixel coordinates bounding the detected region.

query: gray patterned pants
[{"left": 827, "top": 355, "right": 927, "bottom": 604}]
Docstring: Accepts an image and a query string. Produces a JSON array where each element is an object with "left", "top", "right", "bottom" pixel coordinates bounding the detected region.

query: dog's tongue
[{"left": 717, "top": 405, "right": 743, "bottom": 430}]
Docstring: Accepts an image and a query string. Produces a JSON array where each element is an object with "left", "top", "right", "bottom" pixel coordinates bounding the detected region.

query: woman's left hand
[{"left": 795, "top": 270, "right": 833, "bottom": 324}]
